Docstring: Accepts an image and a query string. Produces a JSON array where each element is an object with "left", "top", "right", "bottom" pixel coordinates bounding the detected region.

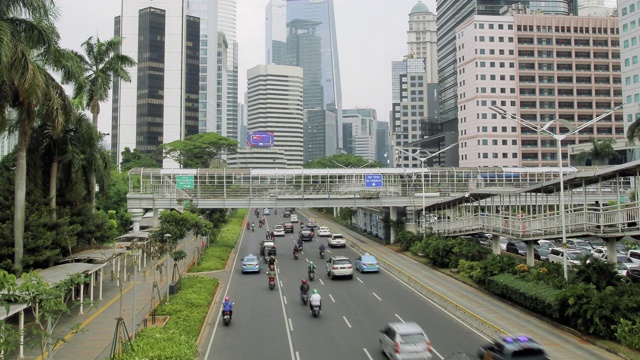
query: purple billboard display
[{"left": 247, "top": 131, "right": 275, "bottom": 147}]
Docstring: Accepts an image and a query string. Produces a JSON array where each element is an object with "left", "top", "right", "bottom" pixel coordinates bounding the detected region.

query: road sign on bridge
[
  {"left": 365, "top": 174, "right": 383, "bottom": 188},
  {"left": 176, "top": 175, "right": 194, "bottom": 189}
]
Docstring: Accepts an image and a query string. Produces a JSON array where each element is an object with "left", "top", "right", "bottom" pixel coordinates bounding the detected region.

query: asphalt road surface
[{"left": 204, "top": 210, "right": 487, "bottom": 360}]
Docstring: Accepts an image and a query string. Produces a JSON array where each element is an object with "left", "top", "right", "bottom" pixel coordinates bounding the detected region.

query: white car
[
  {"left": 272, "top": 225, "right": 285, "bottom": 237},
  {"left": 290, "top": 214, "right": 298, "bottom": 222},
  {"left": 326, "top": 256, "right": 353, "bottom": 279},
  {"left": 328, "top": 234, "right": 346, "bottom": 248},
  {"left": 317, "top": 226, "right": 331, "bottom": 237}
]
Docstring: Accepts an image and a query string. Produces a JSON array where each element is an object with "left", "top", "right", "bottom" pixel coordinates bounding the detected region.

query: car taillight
[
  {"left": 346, "top": 265, "right": 352, "bottom": 269},
  {"left": 395, "top": 342, "right": 400, "bottom": 354},
  {"left": 332, "top": 265, "right": 339, "bottom": 269},
  {"left": 426, "top": 340, "right": 432, "bottom": 353}
]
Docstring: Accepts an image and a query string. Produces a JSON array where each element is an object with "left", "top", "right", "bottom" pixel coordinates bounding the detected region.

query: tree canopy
[
  {"left": 304, "top": 154, "right": 385, "bottom": 169},
  {"left": 158, "top": 132, "right": 238, "bottom": 168},
  {"left": 575, "top": 137, "right": 620, "bottom": 166},
  {"left": 120, "top": 147, "right": 161, "bottom": 172}
]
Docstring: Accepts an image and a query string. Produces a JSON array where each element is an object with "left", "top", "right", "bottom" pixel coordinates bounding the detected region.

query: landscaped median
[
  {"left": 116, "top": 276, "right": 218, "bottom": 360},
  {"left": 189, "top": 209, "right": 247, "bottom": 273}
]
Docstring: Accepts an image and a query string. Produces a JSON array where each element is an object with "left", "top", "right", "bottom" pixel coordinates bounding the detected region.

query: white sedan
[
  {"left": 272, "top": 225, "right": 285, "bottom": 237},
  {"left": 317, "top": 226, "right": 331, "bottom": 237},
  {"left": 290, "top": 214, "right": 299, "bottom": 222}
]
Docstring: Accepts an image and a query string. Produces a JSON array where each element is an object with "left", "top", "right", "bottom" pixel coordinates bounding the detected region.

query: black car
[
  {"left": 505, "top": 241, "right": 527, "bottom": 256},
  {"left": 283, "top": 210, "right": 291, "bottom": 218},
  {"left": 283, "top": 222, "right": 294, "bottom": 233},
  {"left": 299, "top": 229, "right": 314, "bottom": 242},
  {"left": 260, "top": 240, "right": 276, "bottom": 256}
]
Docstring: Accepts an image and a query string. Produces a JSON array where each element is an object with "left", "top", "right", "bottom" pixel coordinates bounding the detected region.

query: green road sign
[
  {"left": 184, "top": 199, "right": 191, "bottom": 207},
  {"left": 176, "top": 175, "right": 194, "bottom": 189}
]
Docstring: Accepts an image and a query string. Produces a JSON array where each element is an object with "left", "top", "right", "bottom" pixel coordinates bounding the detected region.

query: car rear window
[
  {"left": 399, "top": 334, "right": 425, "bottom": 344},
  {"left": 245, "top": 257, "right": 257, "bottom": 262},
  {"left": 333, "top": 235, "right": 344, "bottom": 239},
  {"left": 512, "top": 349, "right": 546, "bottom": 358},
  {"left": 334, "top": 259, "right": 350, "bottom": 265}
]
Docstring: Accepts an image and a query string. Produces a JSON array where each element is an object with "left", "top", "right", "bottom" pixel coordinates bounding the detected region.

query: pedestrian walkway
[
  {"left": 305, "top": 210, "right": 621, "bottom": 360},
  {"left": 7, "top": 235, "right": 200, "bottom": 360}
]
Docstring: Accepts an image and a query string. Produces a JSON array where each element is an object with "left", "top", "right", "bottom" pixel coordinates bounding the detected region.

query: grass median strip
[{"left": 190, "top": 209, "right": 247, "bottom": 273}]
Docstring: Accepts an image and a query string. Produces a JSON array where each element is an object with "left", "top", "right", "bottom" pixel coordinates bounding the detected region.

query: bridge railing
[{"left": 430, "top": 201, "right": 640, "bottom": 239}]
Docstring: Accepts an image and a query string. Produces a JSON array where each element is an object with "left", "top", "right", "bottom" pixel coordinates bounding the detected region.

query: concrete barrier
[{"left": 346, "top": 239, "right": 506, "bottom": 340}]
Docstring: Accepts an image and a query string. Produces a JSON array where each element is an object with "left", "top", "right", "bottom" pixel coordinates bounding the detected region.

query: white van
[
  {"left": 549, "top": 248, "right": 583, "bottom": 266},
  {"left": 627, "top": 250, "right": 640, "bottom": 266}
]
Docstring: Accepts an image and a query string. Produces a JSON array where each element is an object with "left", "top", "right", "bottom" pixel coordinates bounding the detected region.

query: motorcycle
[
  {"left": 311, "top": 304, "right": 321, "bottom": 317},
  {"left": 319, "top": 250, "right": 325, "bottom": 259},
  {"left": 275, "top": 209, "right": 278, "bottom": 215},
  {"left": 269, "top": 276, "right": 276, "bottom": 290},
  {"left": 308, "top": 269, "right": 315, "bottom": 281},
  {"left": 251, "top": 225, "right": 255, "bottom": 232},
  {"left": 246, "top": 223, "right": 250, "bottom": 230},
  {"left": 223, "top": 309, "right": 232, "bottom": 326},
  {"left": 300, "top": 220, "right": 304, "bottom": 226},
  {"left": 301, "top": 291, "right": 309, "bottom": 305},
  {"left": 259, "top": 222, "right": 262, "bottom": 228},
  {"left": 293, "top": 250, "right": 299, "bottom": 260}
]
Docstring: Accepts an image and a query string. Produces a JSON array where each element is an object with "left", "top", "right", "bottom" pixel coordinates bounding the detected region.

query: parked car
[
  {"left": 505, "top": 241, "right": 527, "bottom": 256},
  {"left": 354, "top": 253, "right": 380, "bottom": 273},
  {"left": 328, "top": 233, "right": 346, "bottom": 248},
  {"left": 499, "top": 237, "right": 511, "bottom": 251},
  {"left": 326, "top": 256, "right": 353, "bottom": 279},
  {"left": 617, "top": 242, "right": 631, "bottom": 254},
  {"left": 263, "top": 208, "right": 270, "bottom": 216},
  {"left": 585, "top": 236, "right": 606, "bottom": 248},
  {"left": 241, "top": 254, "right": 260, "bottom": 273},
  {"left": 566, "top": 238, "right": 593, "bottom": 250},
  {"left": 273, "top": 225, "right": 285, "bottom": 237},
  {"left": 290, "top": 214, "right": 299, "bottom": 222},
  {"left": 536, "top": 239, "right": 556, "bottom": 249},
  {"left": 259, "top": 241, "right": 276, "bottom": 256},
  {"left": 626, "top": 267, "right": 640, "bottom": 283},
  {"left": 628, "top": 250, "right": 640, "bottom": 266},
  {"left": 591, "top": 247, "right": 607, "bottom": 259},
  {"left": 379, "top": 322, "right": 432, "bottom": 360},
  {"left": 534, "top": 246, "right": 550, "bottom": 261},
  {"left": 317, "top": 226, "right": 331, "bottom": 237},
  {"left": 283, "top": 222, "right": 294, "bottom": 233},
  {"left": 299, "top": 229, "right": 314, "bottom": 242},
  {"left": 549, "top": 248, "right": 583, "bottom": 266},
  {"left": 477, "top": 336, "right": 546, "bottom": 360}
]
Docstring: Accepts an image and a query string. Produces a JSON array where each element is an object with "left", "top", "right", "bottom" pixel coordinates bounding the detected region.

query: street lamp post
[
  {"left": 489, "top": 104, "right": 623, "bottom": 281},
  {"left": 394, "top": 143, "right": 459, "bottom": 238},
  {"left": 163, "top": 233, "right": 172, "bottom": 302}
]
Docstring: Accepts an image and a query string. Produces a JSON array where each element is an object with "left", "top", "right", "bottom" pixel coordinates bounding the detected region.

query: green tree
[
  {"left": 96, "top": 171, "right": 131, "bottom": 233},
  {"left": 626, "top": 114, "right": 640, "bottom": 145},
  {"left": 71, "top": 36, "right": 135, "bottom": 129},
  {"left": 159, "top": 132, "right": 238, "bottom": 168},
  {"left": 120, "top": 147, "right": 160, "bottom": 172},
  {"left": 304, "top": 154, "right": 385, "bottom": 169},
  {"left": 0, "top": 0, "right": 82, "bottom": 275},
  {"left": 575, "top": 137, "right": 620, "bottom": 166}
]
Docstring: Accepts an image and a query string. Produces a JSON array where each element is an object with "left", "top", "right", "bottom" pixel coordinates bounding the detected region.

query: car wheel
[
  {"left": 330, "top": 272, "right": 334, "bottom": 280},
  {"left": 349, "top": 275, "right": 353, "bottom": 279}
]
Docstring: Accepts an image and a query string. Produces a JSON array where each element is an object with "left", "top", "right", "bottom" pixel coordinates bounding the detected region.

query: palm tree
[
  {"left": 72, "top": 36, "right": 136, "bottom": 129},
  {"left": 0, "top": 0, "right": 80, "bottom": 275},
  {"left": 576, "top": 137, "right": 620, "bottom": 166},
  {"left": 626, "top": 115, "right": 640, "bottom": 145}
]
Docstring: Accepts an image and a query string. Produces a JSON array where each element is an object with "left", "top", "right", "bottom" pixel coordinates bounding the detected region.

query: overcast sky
[{"left": 54, "top": 0, "right": 437, "bottom": 135}]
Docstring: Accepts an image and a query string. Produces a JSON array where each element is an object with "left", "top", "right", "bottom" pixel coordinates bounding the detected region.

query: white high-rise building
[
  {"left": 620, "top": 0, "right": 640, "bottom": 131},
  {"left": 343, "top": 110, "right": 377, "bottom": 161},
  {"left": 246, "top": 64, "right": 304, "bottom": 168},
  {"left": 112, "top": 0, "right": 201, "bottom": 168},
  {"left": 407, "top": 1, "right": 438, "bottom": 83},
  {"left": 218, "top": 0, "right": 239, "bottom": 142}
]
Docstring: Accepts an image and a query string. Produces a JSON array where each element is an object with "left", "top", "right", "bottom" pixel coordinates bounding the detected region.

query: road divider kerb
[{"left": 346, "top": 238, "right": 507, "bottom": 340}]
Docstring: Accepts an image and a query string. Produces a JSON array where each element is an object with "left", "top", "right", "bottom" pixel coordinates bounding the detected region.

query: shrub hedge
[
  {"left": 116, "top": 276, "right": 218, "bottom": 360},
  {"left": 190, "top": 209, "right": 247, "bottom": 272},
  {"left": 487, "top": 273, "right": 561, "bottom": 319}
]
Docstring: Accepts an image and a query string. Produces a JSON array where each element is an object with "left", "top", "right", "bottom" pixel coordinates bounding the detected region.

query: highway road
[{"left": 204, "top": 210, "right": 487, "bottom": 360}]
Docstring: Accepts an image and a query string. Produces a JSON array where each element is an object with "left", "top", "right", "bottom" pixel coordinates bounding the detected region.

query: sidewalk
[
  {"left": 305, "top": 210, "right": 622, "bottom": 360},
  {"left": 8, "top": 235, "right": 199, "bottom": 360}
]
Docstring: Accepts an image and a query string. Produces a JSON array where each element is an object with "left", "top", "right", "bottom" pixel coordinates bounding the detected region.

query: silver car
[{"left": 379, "top": 322, "right": 432, "bottom": 360}]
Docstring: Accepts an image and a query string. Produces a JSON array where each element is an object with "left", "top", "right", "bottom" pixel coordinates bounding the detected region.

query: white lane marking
[
  {"left": 275, "top": 252, "right": 296, "bottom": 360},
  {"left": 395, "top": 314, "right": 404, "bottom": 322},
  {"left": 329, "top": 294, "right": 335, "bottom": 302},
  {"left": 277, "top": 268, "right": 280, "bottom": 274},
  {"left": 349, "top": 245, "right": 491, "bottom": 343},
  {"left": 432, "top": 347, "right": 444, "bottom": 360},
  {"left": 205, "top": 221, "right": 248, "bottom": 359},
  {"left": 288, "top": 318, "right": 294, "bottom": 331},
  {"left": 319, "top": 278, "right": 324, "bottom": 285},
  {"left": 280, "top": 280, "right": 284, "bottom": 287},
  {"left": 343, "top": 316, "right": 352, "bottom": 328},
  {"left": 283, "top": 296, "right": 287, "bottom": 305},
  {"left": 356, "top": 277, "right": 363, "bottom": 284},
  {"left": 363, "top": 348, "right": 374, "bottom": 360},
  {"left": 372, "top": 292, "right": 382, "bottom": 301},
  {"left": 305, "top": 258, "right": 309, "bottom": 262},
  {"left": 295, "top": 351, "right": 301, "bottom": 360},
  {"left": 326, "top": 249, "right": 332, "bottom": 253}
]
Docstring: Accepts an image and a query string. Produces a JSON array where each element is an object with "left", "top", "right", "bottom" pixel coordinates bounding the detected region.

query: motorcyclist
[
  {"left": 309, "top": 289, "right": 321, "bottom": 311},
  {"left": 299, "top": 278, "right": 310, "bottom": 298},
  {"left": 251, "top": 223, "right": 255, "bottom": 231},
  {"left": 275, "top": 208, "right": 278, "bottom": 215},
  {"left": 268, "top": 255, "right": 276, "bottom": 270},
  {"left": 246, "top": 221, "right": 251, "bottom": 230},
  {"left": 308, "top": 261, "right": 316, "bottom": 275},
  {"left": 222, "top": 296, "right": 233, "bottom": 318},
  {"left": 297, "top": 238, "right": 304, "bottom": 251},
  {"left": 293, "top": 243, "right": 301, "bottom": 255},
  {"left": 319, "top": 244, "right": 326, "bottom": 256},
  {"left": 267, "top": 268, "right": 276, "bottom": 284}
]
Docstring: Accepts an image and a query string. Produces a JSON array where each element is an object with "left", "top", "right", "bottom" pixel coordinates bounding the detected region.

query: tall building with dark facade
[
  {"left": 266, "top": 0, "right": 342, "bottom": 160},
  {"left": 436, "top": 0, "right": 578, "bottom": 165},
  {"left": 112, "top": 1, "right": 200, "bottom": 168}
]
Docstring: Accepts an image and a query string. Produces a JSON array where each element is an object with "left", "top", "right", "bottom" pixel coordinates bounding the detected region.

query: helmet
[
  {"left": 312, "top": 289, "right": 318, "bottom": 294},
  {"left": 309, "top": 261, "right": 314, "bottom": 266},
  {"left": 224, "top": 296, "right": 230, "bottom": 302},
  {"left": 301, "top": 279, "right": 307, "bottom": 284}
]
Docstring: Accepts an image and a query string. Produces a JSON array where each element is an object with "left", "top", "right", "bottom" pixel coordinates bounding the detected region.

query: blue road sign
[{"left": 365, "top": 174, "right": 383, "bottom": 188}]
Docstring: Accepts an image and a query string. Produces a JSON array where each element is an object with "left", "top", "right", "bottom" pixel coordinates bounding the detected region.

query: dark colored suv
[
  {"left": 283, "top": 210, "right": 291, "bottom": 217},
  {"left": 283, "top": 222, "right": 294, "bottom": 233},
  {"left": 299, "top": 229, "right": 314, "bottom": 242}
]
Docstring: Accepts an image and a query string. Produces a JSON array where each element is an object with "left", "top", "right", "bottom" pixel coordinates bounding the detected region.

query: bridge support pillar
[
  {"left": 131, "top": 209, "right": 144, "bottom": 233},
  {"left": 390, "top": 206, "right": 398, "bottom": 244},
  {"left": 334, "top": 207, "right": 338, "bottom": 217},
  {"left": 607, "top": 238, "right": 617, "bottom": 265},
  {"left": 526, "top": 241, "right": 535, "bottom": 266},
  {"left": 491, "top": 236, "right": 501, "bottom": 255},
  {"left": 153, "top": 207, "right": 160, "bottom": 228}
]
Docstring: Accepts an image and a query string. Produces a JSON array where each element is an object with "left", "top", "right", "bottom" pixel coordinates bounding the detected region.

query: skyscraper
[
  {"left": 112, "top": 1, "right": 200, "bottom": 168},
  {"left": 619, "top": 0, "right": 640, "bottom": 132},
  {"left": 436, "top": 0, "right": 578, "bottom": 165},
  {"left": 266, "top": 0, "right": 343, "bottom": 158},
  {"left": 246, "top": 64, "right": 304, "bottom": 168},
  {"left": 343, "top": 108, "right": 377, "bottom": 161},
  {"left": 218, "top": 0, "right": 239, "bottom": 142}
]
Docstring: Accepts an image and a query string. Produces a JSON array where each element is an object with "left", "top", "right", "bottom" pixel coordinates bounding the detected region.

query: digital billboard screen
[{"left": 247, "top": 131, "right": 275, "bottom": 147}]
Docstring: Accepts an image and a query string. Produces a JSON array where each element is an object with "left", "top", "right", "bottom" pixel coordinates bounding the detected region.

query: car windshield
[
  {"left": 515, "top": 242, "right": 527, "bottom": 250},
  {"left": 334, "top": 259, "right": 350, "bottom": 265},
  {"left": 399, "top": 334, "right": 425, "bottom": 344},
  {"left": 573, "top": 240, "right": 590, "bottom": 247},
  {"left": 617, "top": 256, "right": 634, "bottom": 263},
  {"left": 536, "top": 247, "right": 550, "bottom": 255},
  {"left": 567, "top": 252, "right": 583, "bottom": 260}
]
